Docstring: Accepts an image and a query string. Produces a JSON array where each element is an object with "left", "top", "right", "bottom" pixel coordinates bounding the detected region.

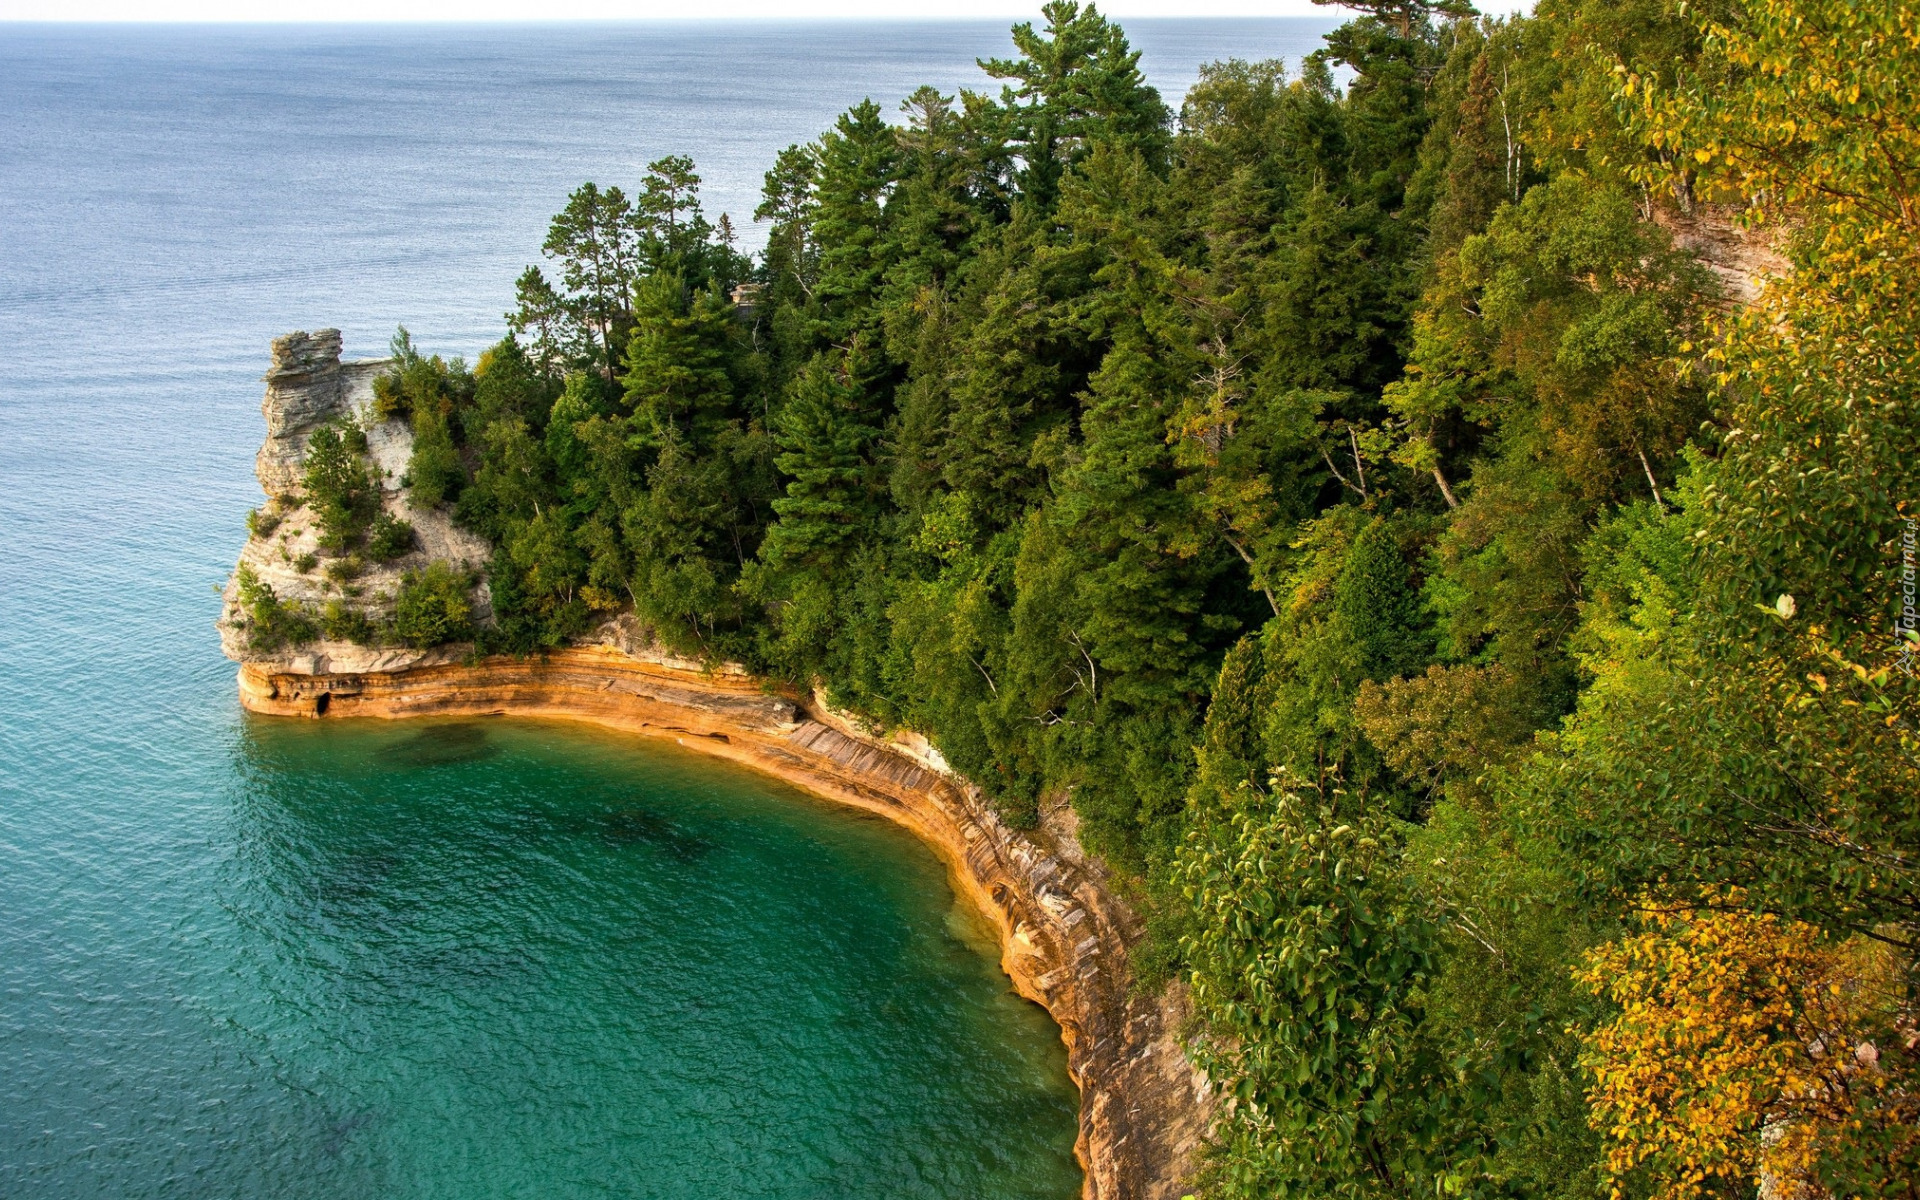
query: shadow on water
[
  {"left": 310, "top": 849, "right": 398, "bottom": 907},
  {"left": 575, "top": 806, "right": 715, "bottom": 862},
  {"left": 319, "top": 1111, "right": 373, "bottom": 1159},
  {"left": 375, "top": 722, "right": 499, "bottom": 768}
]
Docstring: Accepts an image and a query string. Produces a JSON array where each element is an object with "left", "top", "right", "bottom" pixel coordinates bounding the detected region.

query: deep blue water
[{"left": 0, "top": 18, "right": 1334, "bottom": 1197}]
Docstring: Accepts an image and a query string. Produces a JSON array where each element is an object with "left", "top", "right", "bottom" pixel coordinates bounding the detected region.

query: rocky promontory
[
  {"left": 219, "top": 330, "right": 495, "bottom": 674},
  {"left": 221, "top": 332, "right": 1210, "bottom": 1199}
]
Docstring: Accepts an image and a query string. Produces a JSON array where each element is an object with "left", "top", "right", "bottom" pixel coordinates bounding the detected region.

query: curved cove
[{"left": 9, "top": 714, "right": 1082, "bottom": 1199}]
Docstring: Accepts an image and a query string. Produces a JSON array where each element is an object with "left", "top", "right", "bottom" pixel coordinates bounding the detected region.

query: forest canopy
[{"left": 376, "top": 0, "right": 1920, "bottom": 1193}]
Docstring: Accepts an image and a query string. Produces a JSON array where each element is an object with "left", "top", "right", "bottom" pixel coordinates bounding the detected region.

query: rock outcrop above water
[
  {"left": 219, "top": 331, "right": 494, "bottom": 670},
  {"left": 257, "top": 328, "right": 363, "bottom": 496},
  {"left": 221, "top": 332, "right": 1211, "bottom": 1199}
]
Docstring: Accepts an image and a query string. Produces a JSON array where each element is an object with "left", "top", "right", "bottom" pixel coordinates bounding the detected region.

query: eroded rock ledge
[{"left": 233, "top": 646, "right": 1208, "bottom": 1199}]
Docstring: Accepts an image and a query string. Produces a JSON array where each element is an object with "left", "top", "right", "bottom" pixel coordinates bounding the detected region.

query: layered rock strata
[
  {"left": 220, "top": 331, "right": 494, "bottom": 669},
  {"left": 223, "top": 333, "right": 1208, "bottom": 1198},
  {"left": 257, "top": 328, "right": 377, "bottom": 496}
]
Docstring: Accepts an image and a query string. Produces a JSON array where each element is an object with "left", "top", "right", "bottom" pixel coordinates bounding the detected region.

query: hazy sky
[{"left": 0, "top": 1, "right": 1522, "bottom": 23}]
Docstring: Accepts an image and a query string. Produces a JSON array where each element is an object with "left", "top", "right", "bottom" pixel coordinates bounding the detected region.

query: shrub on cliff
[
  {"left": 303, "top": 420, "right": 378, "bottom": 553},
  {"left": 405, "top": 410, "right": 464, "bottom": 509},
  {"left": 374, "top": 329, "right": 472, "bottom": 510},
  {"left": 367, "top": 511, "right": 415, "bottom": 562},
  {"left": 319, "top": 599, "right": 376, "bottom": 644},
  {"left": 374, "top": 326, "right": 474, "bottom": 422},
  {"left": 233, "top": 564, "right": 316, "bottom": 651},
  {"left": 389, "top": 561, "right": 475, "bottom": 648}
]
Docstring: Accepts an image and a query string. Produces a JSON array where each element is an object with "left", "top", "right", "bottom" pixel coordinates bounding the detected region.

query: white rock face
[
  {"left": 255, "top": 329, "right": 373, "bottom": 498},
  {"left": 221, "top": 330, "right": 495, "bottom": 671},
  {"left": 583, "top": 613, "right": 753, "bottom": 678}
]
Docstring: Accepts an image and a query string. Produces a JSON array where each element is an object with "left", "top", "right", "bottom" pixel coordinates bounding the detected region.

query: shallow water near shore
[
  {"left": 5, "top": 701, "right": 1084, "bottom": 1196},
  {"left": 132, "top": 713, "right": 1082, "bottom": 1196},
  {"left": 0, "top": 17, "right": 1336, "bottom": 1196}
]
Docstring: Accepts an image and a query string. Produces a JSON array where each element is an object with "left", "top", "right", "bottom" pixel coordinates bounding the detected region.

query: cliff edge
[
  {"left": 220, "top": 332, "right": 1210, "bottom": 1200},
  {"left": 219, "top": 330, "right": 495, "bottom": 673}
]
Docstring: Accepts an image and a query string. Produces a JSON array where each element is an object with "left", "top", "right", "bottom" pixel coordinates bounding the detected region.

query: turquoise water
[
  {"left": 7, "top": 710, "right": 1079, "bottom": 1196},
  {"left": 0, "top": 18, "right": 1336, "bottom": 1196}
]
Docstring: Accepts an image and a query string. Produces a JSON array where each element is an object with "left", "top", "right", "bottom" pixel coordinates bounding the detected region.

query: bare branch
[
  {"left": 1637, "top": 445, "right": 1668, "bottom": 513},
  {"left": 1067, "top": 630, "right": 1098, "bottom": 701},
  {"left": 1324, "top": 447, "right": 1368, "bottom": 500},
  {"left": 969, "top": 654, "right": 998, "bottom": 696},
  {"left": 1224, "top": 533, "right": 1281, "bottom": 617}
]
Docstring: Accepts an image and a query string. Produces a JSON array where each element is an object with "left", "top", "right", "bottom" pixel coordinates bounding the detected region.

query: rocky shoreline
[{"left": 222, "top": 332, "right": 1208, "bottom": 1199}]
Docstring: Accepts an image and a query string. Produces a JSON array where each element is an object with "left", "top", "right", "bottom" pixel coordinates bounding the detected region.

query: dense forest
[{"left": 246, "top": 0, "right": 1918, "bottom": 1193}]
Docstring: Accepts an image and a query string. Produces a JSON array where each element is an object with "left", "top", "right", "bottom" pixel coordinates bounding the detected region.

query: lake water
[{"left": 0, "top": 17, "right": 1334, "bottom": 1197}]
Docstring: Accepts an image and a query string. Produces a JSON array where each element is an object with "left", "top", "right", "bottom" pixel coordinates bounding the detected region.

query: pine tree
[
  {"left": 1312, "top": 0, "right": 1474, "bottom": 41},
  {"left": 621, "top": 273, "right": 738, "bottom": 452},
  {"left": 759, "top": 351, "right": 882, "bottom": 574},
  {"left": 980, "top": 1, "right": 1171, "bottom": 209},
  {"left": 756, "top": 142, "right": 820, "bottom": 306},
  {"left": 506, "top": 265, "right": 583, "bottom": 379},
  {"left": 887, "top": 86, "right": 1010, "bottom": 303},
  {"left": 1336, "top": 516, "right": 1432, "bottom": 681},
  {"left": 810, "top": 99, "right": 902, "bottom": 349},
  {"left": 1257, "top": 180, "right": 1399, "bottom": 396},
  {"left": 540, "top": 182, "right": 645, "bottom": 379},
  {"left": 637, "top": 154, "right": 727, "bottom": 280},
  {"left": 936, "top": 225, "right": 1088, "bottom": 526}
]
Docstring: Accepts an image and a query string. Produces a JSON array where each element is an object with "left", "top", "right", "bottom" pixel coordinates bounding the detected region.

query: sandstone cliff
[
  {"left": 1652, "top": 202, "right": 1792, "bottom": 308},
  {"left": 219, "top": 330, "right": 495, "bottom": 673},
  {"left": 221, "top": 334, "right": 1210, "bottom": 1199}
]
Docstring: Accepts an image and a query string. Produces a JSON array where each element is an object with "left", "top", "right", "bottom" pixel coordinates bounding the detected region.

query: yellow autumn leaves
[
  {"left": 1570, "top": 9, "right": 1920, "bottom": 1190},
  {"left": 1577, "top": 896, "right": 1913, "bottom": 1200},
  {"left": 1617, "top": 0, "right": 1920, "bottom": 233}
]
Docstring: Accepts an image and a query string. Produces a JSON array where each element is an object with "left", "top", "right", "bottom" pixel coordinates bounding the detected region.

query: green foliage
[
  {"left": 623, "top": 273, "right": 737, "bottom": 445},
  {"left": 1355, "top": 661, "right": 1534, "bottom": 792},
  {"left": 1313, "top": 0, "right": 1475, "bottom": 40},
  {"left": 372, "top": 328, "right": 430, "bottom": 420},
  {"left": 1335, "top": 517, "right": 1432, "bottom": 682},
  {"left": 760, "top": 352, "right": 882, "bottom": 574},
  {"left": 319, "top": 598, "right": 376, "bottom": 643},
  {"left": 407, "top": 408, "right": 464, "bottom": 508},
  {"left": 367, "top": 3, "right": 1920, "bottom": 1192},
  {"left": 233, "top": 564, "right": 316, "bottom": 650},
  {"left": 513, "top": 161, "right": 751, "bottom": 384},
  {"left": 540, "top": 181, "right": 644, "bottom": 378},
  {"left": 1176, "top": 780, "right": 1447, "bottom": 1199},
  {"left": 390, "top": 561, "right": 475, "bottom": 649},
  {"left": 366, "top": 511, "right": 415, "bottom": 562},
  {"left": 376, "top": 327, "right": 475, "bottom": 510},
  {"left": 302, "top": 420, "right": 378, "bottom": 553},
  {"left": 981, "top": 1, "right": 1170, "bottom": 206}
]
